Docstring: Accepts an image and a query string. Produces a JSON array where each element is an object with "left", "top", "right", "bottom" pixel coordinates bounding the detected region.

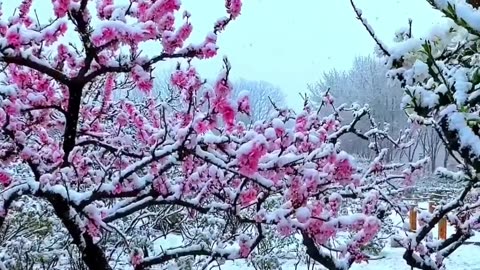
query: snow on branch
[
  {"left": 349, "top": 0, "right": 391, "bottom": 57},
  {"left": 355, "top": 0, "right": 480, "bottom": 269}
]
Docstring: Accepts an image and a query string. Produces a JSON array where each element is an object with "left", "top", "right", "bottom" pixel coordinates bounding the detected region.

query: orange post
[
  {"left": 409, "top": 207, "right": 417, "bottom": 232},
  {"left": 439, "top": 218, "right": 447, "bottom": 240},
  {"left": 429, "top": 201, "right": 435, "bottom": 213}
]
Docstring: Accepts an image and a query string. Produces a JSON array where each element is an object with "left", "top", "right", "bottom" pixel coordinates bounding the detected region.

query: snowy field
[
  {"left": 220, "top": 246, "right": 480, "bottom": 270},
  {"left": 152, "top": 239, "right": 480, "bottom": 270},
  {"left": 153, "top": 201, "right": 480, "bottom": 270}
]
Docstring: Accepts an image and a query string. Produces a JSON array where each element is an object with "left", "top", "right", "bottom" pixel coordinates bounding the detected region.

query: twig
[{"left": 350, "top": 0, "right": 391, "bottom": 57}]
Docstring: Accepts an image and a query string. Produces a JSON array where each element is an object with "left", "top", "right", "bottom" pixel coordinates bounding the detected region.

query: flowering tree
[
  {"left": 352, "top": 0, "right": 480, "bottom": 269},
  {"left": 0, "top": 1, "right": 427, "bottom": 270}
]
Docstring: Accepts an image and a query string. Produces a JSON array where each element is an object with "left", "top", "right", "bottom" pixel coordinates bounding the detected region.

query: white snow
[
  {"left": 152, "top": 224, "right": 480, "bottom": 270},
  {"left": 447, "top": 112, "right": 480, "bottom": 157}
]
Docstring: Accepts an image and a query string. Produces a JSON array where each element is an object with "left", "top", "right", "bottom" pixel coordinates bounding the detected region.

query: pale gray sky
[
  {"left": 4, "top": 0, "right": 444, "bottom": 110},
  {"left": 179, "top": 0, "right": 443, "bottom": 110}
]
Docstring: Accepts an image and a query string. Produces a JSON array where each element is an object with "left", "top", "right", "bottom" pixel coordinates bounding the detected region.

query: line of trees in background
[{"left": 309, "top": 55, "right": 452, "bottom": 172}]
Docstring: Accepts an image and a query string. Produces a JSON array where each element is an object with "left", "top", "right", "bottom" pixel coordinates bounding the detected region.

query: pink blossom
[
  {"left": 295, "top": 115, "right": 307, "bottom": 132},
  {"left": 200, "top": 42, "right": 217, "bottom": 59},
  {"left": 0, "top": 171, "right": 11, "bottom": 186},
  {"left": 136, "top": 2, "right": 149, "bottom": 21},
  {"left": 6, "top": 31, "right": 21, "bottom": 47},
  {"left": 86, "top": 221, "right": 101, "bottom": 238},
  {"left": 52, "top": 0, "right": 70, "bottom": 17},
  {"left": 220, "top": 103, "right": 235, "bottom": 130},
  {"left": 157, "top": 12, "right": 175, "bottom": 31},
  {"left": 171, "top": 67, "right": 202, "bottom": 100},
  {"left": 324, "top": 118, "right": 337, "bottom": 132},
  {"left": 178, "top": 112, "right": 193, "bottom": 127},
  {"left": 176, "top": 22, "right": 192, "bottom": 45},
  {"left": 360, "top": 217, "right": 380, "bottom": 244},
  {"left": 328, "top": 194, "right": 342, "bottom": 214},
  {"left": 182, "top": 156, "right": 195, "bottom": 174},
  {"left": 133, "top": 115, "right": 145, "bottom": 128},
  {"left": 97, "top": 0, "right": 114, "bottom": 19},
  {"left": 307, "top": 220, "right": 336, "bottom": 244},
  {"left": 57, "top": 22, "right": 68, "bottom": 35},
  {"left": 214, "top": 78, "right": 231, "bottom": 98},
  {"left": 237, "top": 94, "right": 250, "bottom": 115},
  {"left": 403, "top": 171, "right": 416, "bottom": 186},
  {"left": 277, "top": 219, "right": 293, "bottom": 236},
  {"left": 239, "top": 241, "right": 250, "bottom": 258},
  {"left": 113, "top": 184, "right": 123, "bottom": 195},
  {"left": 19, "top": 0, "right": 33, "bottom": 19},
  {"left": 0, "top": 1, "right": 419, "bottom": 266},
  {"left": 235, "top": 122, "right": 246, "bottom": 134},
  {"left": 333, "top": 158, "right": 353, "bottom": 184},
  {"left": 123, "top": 102, "right": 136, "bottom": 116},
  {"left": 240, "top": 188, "right": 257, "bottom": 206},
  {"left": 214, "top": 17, "right": 229, "bottom": 32},
  {"left": 103, "top": 74, "right": 115, "bottom": 108},
  {"left": 194, "top": 120, "right": 209, "bottom": 134},
  {"left": 255, "top": 210, "right": 265, "bottom": 223},
  {"left": 102, "top": 27, "right": 116, "bottom": 43},
  {"left": 116, "top": 112, "right": 129, "bottom": 127},
  {"left": 289, "top": 178, "right": 307, "bottom": 208},
  {"left": 238, "top": 143, "right": 266, "bottom": 176},
  {"left": 226, "top": 0, "right": 242, "bottom": 19},
  {"left": 171, "top": 69, "right": 188, "bottom": 88},
  {"left": 131, "top": 66, "right": 153, "bottom": 93},
  {"left": 137, "top": 79, "right": 153, "bottom": 93},
  {"left": 130, "top": 248, "right": 144, "bottom": 266},
  {"left": 153, "top": 177, "right": 169, "bottom": 196}
]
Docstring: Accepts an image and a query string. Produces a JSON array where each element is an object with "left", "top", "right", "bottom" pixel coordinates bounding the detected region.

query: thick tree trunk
[
  {"left": 62, "top": 84, "right": 84, "bottom": 166},
  {"left": 49, "top": 195, "right": 112, "bottom": 270}
]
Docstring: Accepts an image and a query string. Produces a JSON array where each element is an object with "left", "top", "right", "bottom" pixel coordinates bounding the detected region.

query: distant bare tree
[
  {"left": 418, "top": 127, "right": 443, "bottom": 172},
  {"left": 310, "top": 55, "right": 405, "bottom": 130},
  {"left": 232, "top": 79, "right": 286, "bottom": 122},
  {"left": 309, "top": 55, "right": 406, "bottom": 160}
]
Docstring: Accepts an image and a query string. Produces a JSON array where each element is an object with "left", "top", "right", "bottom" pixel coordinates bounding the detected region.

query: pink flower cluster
[
  {"left": 240, "top": 187, "right": 257, "bottom": 206},
  {"left": 131, "top": 66, "right": 153, "bottom": 93},
  {"left": 237, "top": 94, "right": 251, "bottom": 115},
  {"left": 52, "top": 0, "right": 70, "bottom": 18},
  {"left": 171, "top": 66, "right": 203, "bottom": 101},
  {"left": 130, "top": 248, "right": 144, "bottom": 266},
  {"left": 239, "top": 239, "right": 250, "bottom": 258},
  {"left": 0, "top": 171, "right": 11, "bottom": 187},
  {"left": 226, "top": 0, "right": 242, "bottom": 19},
  {"left": 237, "top": 142, "right": 266, "bottom": 176}
]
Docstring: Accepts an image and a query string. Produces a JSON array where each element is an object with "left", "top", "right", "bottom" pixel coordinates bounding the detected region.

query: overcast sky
[
  {"left": 4, "top": 0, "right": 444, "bottom": 110},
  {"left": 178, "top": 0, "right": 443, "bottom": 110}
]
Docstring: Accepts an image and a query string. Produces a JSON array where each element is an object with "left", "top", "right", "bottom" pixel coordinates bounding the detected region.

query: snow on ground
[
  {"left": 153, "top": 236, "right": 480, "bottom": 270},
  {"left": 153, "top": 201, "right": 480, "bottom": 269},
  {"left": 349, "top": 244, "right": 480, "bottom": 270}
]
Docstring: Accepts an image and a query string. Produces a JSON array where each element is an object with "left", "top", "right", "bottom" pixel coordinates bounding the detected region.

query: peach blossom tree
[{"left": 0, "top": 1, "right": 425, "bottom": 269}]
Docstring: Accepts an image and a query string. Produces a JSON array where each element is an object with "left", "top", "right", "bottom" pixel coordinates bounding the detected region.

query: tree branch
[{"left": 0, "top": 54, "right": 70, "bottom": 85}]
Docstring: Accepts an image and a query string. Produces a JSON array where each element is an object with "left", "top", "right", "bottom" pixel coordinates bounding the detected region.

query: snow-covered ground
[
  {"left": 153, "top": 201, "right": 480, "bottom": 269},
  {"left": 151, "top": 243, "right": 480, "bottom": 270},
  {"left": 350, "top": 244, "right": 480, "bottom": 270}
]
